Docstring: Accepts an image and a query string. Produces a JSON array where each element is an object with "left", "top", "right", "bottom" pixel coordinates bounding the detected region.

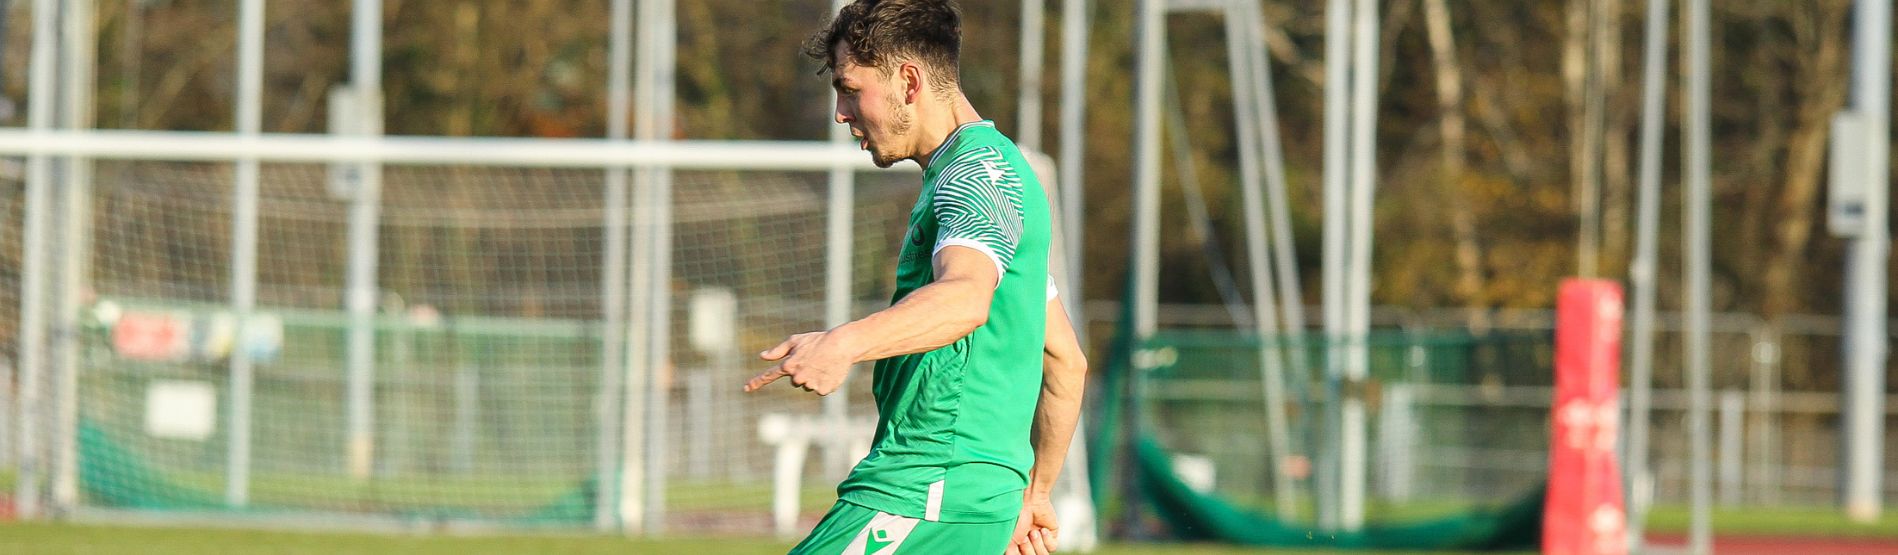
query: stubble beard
[{"left": 871, "top": 93, "right": 913, "bottom": 168}]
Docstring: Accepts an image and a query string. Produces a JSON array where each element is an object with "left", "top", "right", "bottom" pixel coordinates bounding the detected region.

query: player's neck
[{"left": 914, "top": 95, "right": 983, "bottom": 169}]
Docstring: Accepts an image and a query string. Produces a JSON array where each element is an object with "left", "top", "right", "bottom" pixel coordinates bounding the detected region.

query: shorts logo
[
  {"left": 843, "top": 512, "right": 918, "bottom": 555},
  {"left": 866, "top": 528, "right": 895, "bottom": 553}
]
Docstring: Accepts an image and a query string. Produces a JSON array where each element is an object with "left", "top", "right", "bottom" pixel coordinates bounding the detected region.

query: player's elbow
[
  {"left": 953, "top": 299, "right": 990, "bottom": 334},
  {"left": 1044, "top": 343, "right": 1087, "bottom": 379},
  {"left": 1056, "top": 350, "right": 1088, "bottom": 380},
  {"left": 947, "top": 281, "right": 994, "bottom": 334}
]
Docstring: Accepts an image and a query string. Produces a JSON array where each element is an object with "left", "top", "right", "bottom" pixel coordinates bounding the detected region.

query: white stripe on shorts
[{"left": 924, "top": 480, "right": 945, "bottom": 522}]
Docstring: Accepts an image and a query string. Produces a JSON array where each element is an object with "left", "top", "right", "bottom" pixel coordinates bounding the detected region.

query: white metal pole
[
  {"left": 625, "top": 0, "right": 676, "bottom": 533},
  {"left": 595, "top": 0, "right": 633, "bottom": 532},
  {"left": 1222, "top": 3, "right": 1298, "bottom": 518},
  {"left": 1018, "top": 0, "right": 1046, "bottom": 151},
  {"left": 50, "top": 0, "right": 97, "bottom": 512},
  {"left": 821, "top": 0, "right": 857, "bottom": 481},
  {"left": 620, "top": 159, "right": 650, "bottom": 531},
  {"left": 1057, "top": 0, "right": 1088, "bottom": 329},
  {"left": 1683, "top": 0, "right": 1712, "bottom": 550},
  {"left": 1054, "top": 2, "right": 1097, "bottom": 544},
  {"left": 226, "top": 0, "right": 265, "bottom": 508},
  {"left": 1239, "top": 0, "right": 1311, "bottom": 374},
  {"left": 11, "top": 0, "right": 57, "bottom": 520},
  {"left": 1131, "top": 0, "right": 1163, "bottom": 338},
  {"left": 344, "top": 0, "right": 384, "bottom": 481},
  {"left": 1340, "top": 0, "right": 1378, "bottom": 532},
  {"left": 1319, "top": 0, "right": 1352, "bottom": 531},
  {"left": 1124, "top": 0, "right": 1164, "bottom": 532},
  {"left": 644, "top": 0, "right": 675, "bottom": 531},
  {"left": 622, "top": 0, "right": 656, "bottom": 532},
  {"left": 1624, "top": 0, "right": 1668, "bottom": 547},
  {"left": 1842, "top": 0, "right": 1890, "bottom": 524}
]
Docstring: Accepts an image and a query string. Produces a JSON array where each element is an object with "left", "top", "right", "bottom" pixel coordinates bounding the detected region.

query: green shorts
[{"left": 787, "top": 500, "right": 1015, "bottom": 555}]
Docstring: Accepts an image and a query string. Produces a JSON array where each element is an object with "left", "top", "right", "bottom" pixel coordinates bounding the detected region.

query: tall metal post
[
  {"left": 1624, "top": 0, "right": 1669, "bottom": 547},
  {"left": 1339, "top": 0, "right": 1379, "bottom": 531},
  {"left": 821, "top": 0, "right": 858, "bottom": 481},
  {"left": 1625, "top": 0, "right": 1669, "bottom": 547},
  {"left": 1055, "top": 1, "right": 1096, "bottom": 545},
  {"left": 595, "top": 0, "right": 634, "bottom": 531},
  {"left": 50, "top": 0, "right": 98, "bottom": 512},
  {"left": 1237, "top": 0, "right": 1311, "bottom": 379},
  {"left": 1018, "top": 0, "right": 1046, "bottom": 151},
  {"left": 646, "top": 0, "right": 675, "bottom": 532},
  {"left": 624, "top": 0, "right": 676, "bottom": 533},
  {"left": 11, "top": 0, "right": 57, "bottom": 520},
  {"left": 621, "top": 7, "right": 653, "bottom": 531},
  {"left": 1842, "top": 0, "right": 1891, "bottom": 524},
  {"left": 1222, "top": 3, "right": 1297, "bottom": 518},
  {"left": 1683, "top": 0, "right": 1713, "bottom": 551},
  {"left": 1130, "top": 0, "right": 1163, "bottom": 338},
  {"left": 344, "top": 0, "right": 384, "bottom": 481},
  {"left": 1318, "top": 0, "right": 1353, "bottom": 531},
  {"left": 226, "top": 0, "right": 265, "bottom": 508},
  {"left": 1124, "top": 0, "right": 1164, "bottom": 535},
  {"left": 1057, "top": 0, "right": 1088, "bottom": 331}
]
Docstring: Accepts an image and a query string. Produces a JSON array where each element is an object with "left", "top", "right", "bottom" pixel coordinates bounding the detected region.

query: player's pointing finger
[{"left": 744, "top": 366, "right": 788, "bottom": 392}]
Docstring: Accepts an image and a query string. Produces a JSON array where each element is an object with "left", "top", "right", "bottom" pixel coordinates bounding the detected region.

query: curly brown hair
[{"left": 803, "top": 0, "right": 962, "bottom": 95}]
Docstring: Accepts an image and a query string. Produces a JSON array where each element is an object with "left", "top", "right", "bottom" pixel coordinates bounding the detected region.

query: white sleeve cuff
[
  {"left": 1047, "top": 275, "right": 1059, "bottom": 301},
  {"left": 933, "top": 238, "right": 1007, "bottom": 289}
]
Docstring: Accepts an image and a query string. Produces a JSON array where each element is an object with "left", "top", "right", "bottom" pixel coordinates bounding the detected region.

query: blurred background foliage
[{"left": 2, "top": 0, "right": 1869, "bottom": 382}]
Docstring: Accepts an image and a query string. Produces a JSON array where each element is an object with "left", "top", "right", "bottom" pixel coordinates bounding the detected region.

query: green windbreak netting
[
  {"left": 77, "top": 308, "right": 603, "bottom": 525},
  {"left": 1091, "top": 324, "right": 1553, "bottom": 551}
]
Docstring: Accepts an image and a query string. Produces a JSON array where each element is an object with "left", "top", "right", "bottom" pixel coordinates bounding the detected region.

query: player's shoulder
[
  {"left": 935, "top": 145, "right": 1007, "bottom": 175},
  {"left": 933, "top": 146, "right": 1023, "bottom": 189}
]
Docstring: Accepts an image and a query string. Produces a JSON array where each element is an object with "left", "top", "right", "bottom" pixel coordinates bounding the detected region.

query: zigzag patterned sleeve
[{"left": 931, "top": 147, "right": 1025, "bottom": 283}]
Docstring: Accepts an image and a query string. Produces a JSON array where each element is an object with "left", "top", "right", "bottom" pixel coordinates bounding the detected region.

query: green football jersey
[{"left": 836, "top": 120, "right": 1052, "bottom": 524}]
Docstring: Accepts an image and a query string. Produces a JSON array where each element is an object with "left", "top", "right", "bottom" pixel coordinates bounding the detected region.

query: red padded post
[{"left": 1544, "top": 279, "right": 1628, "bottom": 555}]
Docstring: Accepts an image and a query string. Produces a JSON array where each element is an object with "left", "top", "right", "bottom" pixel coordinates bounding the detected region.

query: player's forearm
[
  {"left": 831, "top": 276, "right": 992, "bottom": 363},
  {"left": 1027, "top": 350, "right": 1087, "bottom": 497}
]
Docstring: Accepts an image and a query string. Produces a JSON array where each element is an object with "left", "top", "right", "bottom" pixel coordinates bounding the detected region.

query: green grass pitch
[{"left": 0, "top": 522, "right": 1511, "bottom": 555}]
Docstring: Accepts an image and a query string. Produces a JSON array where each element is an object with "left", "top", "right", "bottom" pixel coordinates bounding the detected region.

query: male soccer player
[{"left": 742, "top": 1, "right": 1087, "bottom": 554}]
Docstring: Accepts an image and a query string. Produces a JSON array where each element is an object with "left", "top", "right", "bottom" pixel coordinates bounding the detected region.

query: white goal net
[{"left": 5, "top": 161, "right": 918, "bottom": 533}]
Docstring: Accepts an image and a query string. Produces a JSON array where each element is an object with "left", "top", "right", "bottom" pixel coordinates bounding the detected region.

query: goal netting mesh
[{"left": 3, "top": 161, "right": 914, "bottom": 531}]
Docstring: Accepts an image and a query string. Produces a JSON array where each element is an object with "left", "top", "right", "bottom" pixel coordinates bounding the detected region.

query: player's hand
[
  {"left": 1003, "top": 494, "right": 1058, "bottom": 555},
  {"left": 743, "top": 331, "right": 854, "bottom": 395}
]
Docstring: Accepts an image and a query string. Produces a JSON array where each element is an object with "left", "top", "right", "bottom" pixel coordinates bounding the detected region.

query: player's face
[{"left": 831, "top": 45, "right": 915, "bottom": 168}]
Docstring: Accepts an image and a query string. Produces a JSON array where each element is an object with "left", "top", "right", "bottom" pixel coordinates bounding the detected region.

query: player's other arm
[
  {"left": 1006, "top": 294, "right": 1086, "bottom": 555},
  {"left": 1029, "top": 296, "right": 1086, "bottom": 498},
  {"left": 742, "top": 246, "right": 996, "bottom": 395}
]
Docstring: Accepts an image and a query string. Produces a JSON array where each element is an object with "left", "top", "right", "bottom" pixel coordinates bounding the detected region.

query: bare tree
[
  {"left": 1598, "top": 0, "right": 1630, "bottom": 274},
  {"left": 1760, "top": 0, "right": 1850, "bottom": 317},
  {"left": 1422, "top": 0, "right": 1486, "bottom": 329},
  {"left": 1564, "top": 0, "right": 1590, "bottom": 276}
]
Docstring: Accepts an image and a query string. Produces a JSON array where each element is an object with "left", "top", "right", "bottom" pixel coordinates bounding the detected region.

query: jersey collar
[{"left": 923, "top": 120, "right": 996, "bottom": 173}]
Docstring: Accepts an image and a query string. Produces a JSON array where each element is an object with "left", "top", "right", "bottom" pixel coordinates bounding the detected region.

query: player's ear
[{"left": 901, "top": 62, "right": 924, "bottom": 104}]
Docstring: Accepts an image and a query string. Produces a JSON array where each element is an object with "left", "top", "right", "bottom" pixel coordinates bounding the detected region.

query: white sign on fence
[{"left": 146, "top": 380, "right": 218, "bottom": 441}]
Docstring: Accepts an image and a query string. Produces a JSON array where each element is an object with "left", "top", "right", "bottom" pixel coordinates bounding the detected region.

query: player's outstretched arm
[
  {"left": 743, "top": 245, "right": 998, "bottom": 396},
  {"left": 1008, "top": 295, "right": 1087, "bottom": 555}
]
